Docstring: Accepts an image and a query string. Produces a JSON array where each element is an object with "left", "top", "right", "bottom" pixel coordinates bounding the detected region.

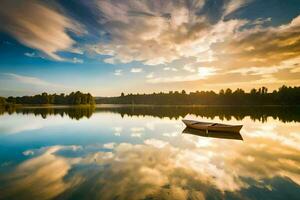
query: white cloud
[
  {"left": 114, "top": 69, "right": 122, "bottom": 76},
  {"left": 130, "top": 127, "right": 145, "bottom": 137},
  {"left": 163, "top": 67, "right": 178, "bottom": 72},
  {"left": 71, "top": 57, "right": 83, "bottom": 64},
  {"left": 89, "top": 1, "right": 249, "bottom": 67},
  {"left": 2, "top": 73, "right": 64, "bottom": 88},
  {"left": 183, "top": 64, "right": 196, "bottom": 72},
  {"left": 113, "top": 127, "right": 123, "bottom": 136},
  {"left": 144, "top": 139, "right": 168, "bottom": 148},
  {"left": 103, "top": 143, "right": 115, "bottom": 149},
  {"left": 89, "top": 0, "right": 210, "bottom": 65},
  {"left": 113, "top": 127, "right": 123, "bottom": 132},
  {"left": 131, "top": 68, "right": 143, "bottom": 73},
  {"left": 163, "top": 132, "right": 179, "bottom": 137},
  {"left": 104, "top": 57, "right": 116, "bottom": 64},
  {"left": 23, "top": 150, "right": 34, "bottom": 156},
  {"left": 24, "top": 52, "right": 36, "bottom": 58},
  {"left": 146, "top": 72, "right": 154, "bottom": 79},
  {"left": 131, "top": 133, "right": 142, "bottom": 137},
  {"left": 0, "top": 0, "right": 85, "bottom": 61},
  {"left": 131, "top": 127, "right": 145, "bottom": 132}
]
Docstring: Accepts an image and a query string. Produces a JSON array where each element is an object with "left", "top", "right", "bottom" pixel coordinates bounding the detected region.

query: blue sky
[{"left": 0, "top": 0, "right": 299, "bottom": 97}]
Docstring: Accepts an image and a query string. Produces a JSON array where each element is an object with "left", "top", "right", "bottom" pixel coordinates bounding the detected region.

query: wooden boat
[
  {"left": 182, "top": 119, "right": 242, "bottom": 133},
  {"left": 182, "top": 127, "right": 243, "bottom": 140}
]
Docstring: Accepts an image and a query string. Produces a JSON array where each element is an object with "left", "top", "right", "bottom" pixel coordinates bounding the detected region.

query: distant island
[
  {"left": 0, "top": 91, "right": 95, "bottom": 107},
  {"left": 96, "top": 85, "right": 300, "bottom": 105}
]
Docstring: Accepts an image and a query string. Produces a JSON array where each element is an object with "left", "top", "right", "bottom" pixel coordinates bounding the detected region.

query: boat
[
  {"left": 182, "top": 127, "right": 243, "bottom": 140},
  {"left": 182, "top": 119, "right": 242, "bottom": 133}
]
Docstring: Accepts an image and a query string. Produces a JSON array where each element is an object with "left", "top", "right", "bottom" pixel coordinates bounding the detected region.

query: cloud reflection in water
[{"left": 1, "top": 117, "right": 300, "bottom": 200}]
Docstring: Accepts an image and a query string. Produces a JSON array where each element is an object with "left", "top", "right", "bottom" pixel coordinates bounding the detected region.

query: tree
[
  {"left": 0, "top": 97, "right": 6, "bottom": 105},
  {"left": 225, "top": 88, "right": 232, "bottom": 95},
  {"left": 219, "top": 89, "right": 225, "bottom": 95}
]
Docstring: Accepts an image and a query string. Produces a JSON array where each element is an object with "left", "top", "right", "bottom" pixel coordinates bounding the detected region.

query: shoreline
[{"left": 2, "top": 104, "right": 300, "bottom": 109}]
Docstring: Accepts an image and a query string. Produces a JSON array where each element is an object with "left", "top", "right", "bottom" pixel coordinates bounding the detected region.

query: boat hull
[
  {"left": 182, "top": 127, "right": 243, "bottom": 140},
  {"left": 182, "top": 120, "right": 242, "bottom": 133}
]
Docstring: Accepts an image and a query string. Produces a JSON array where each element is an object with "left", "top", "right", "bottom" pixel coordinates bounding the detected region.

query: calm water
[{"left": 0, "top": 106, "right": 300, "bottom": 200}]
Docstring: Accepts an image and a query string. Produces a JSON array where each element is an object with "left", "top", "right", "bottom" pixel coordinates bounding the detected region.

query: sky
[{"left": 0, "top": 0, "right": 299, "bottom": 97}]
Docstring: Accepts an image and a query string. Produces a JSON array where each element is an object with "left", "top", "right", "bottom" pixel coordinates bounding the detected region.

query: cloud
[
  {"left": 0, "top": 0, "right": 85, "bottom": 61},
  {"left": 146, "top": 72, "right": 154, "bottom": 79},
  {"left": 147, "top": 67, "right": 217, "bottom": 83},
  {"left": 1, "top": 0, "right": 299, "bottom": 91},
  {"left": 2, "top": 73, "right": 63, "bottom": 88},
  {"left": 114, "top": 69, "right": 122, "bottom": 76},
  {"left": 228, "top": 66, "right": 289, "bottom": 76},
  {"left": 104, "top": 57, "right": 116, "bottom": 64},
  {"left": 90, "top": 0, "right": 214, "bottom": 65},
  {"left": 103, "top": 143, "right": 116, "bottom": 149},
  {"left": 113, "top": 127, "right": 123, "bottom": 134},
  {"left": 131, "top": 127, "right": 145, "bottom": 132},
  {"left": 183, "top": 64, "right": 196, "bottom": 72},
  {"left": 86, "top": 0, "right": 299, "bottom": 88},
  {"left": 130, "top": 68, "right": 143, "bottom": 73},
  {"left": 223, "top": 0, "right": 252, "bottom": 17},
  {"left": 2, "top": 116, "right": 300, "bottom": 200},
  {"left": 210, "top": 15, "right": 300, "bottom": 70},
  {"left": 147, "top": 14, "right": 300, "bottom": 85},
  {"left": 113, "top": 127, "right": 123, "bottom": 136},
  {"left": 71, "top": 57, "right": 83, "bottom": 64},
  {"left": 130, "top": 127, "right": 145, "bottom": 137},
  {"left": 163, "top": 132, "right": 179, "bottom": 137},
  {"left": 23, "top": 150, "right": 34, "bottom": 156},
  {"left": 163, "top": 67, "right": 178, "bottom": 72},
  {"left": 0, "top": 146, "right": 80, "bottom": 200},
  {"left": 24, "top": 52, "right": 36, "bottom": 58},
  {"left": 251, "top": 17, "right": 272, "bottom": 26},
  {"left": 144, "top": 139, "right": 168, "bottom": 148},
  {"left": 131, "top": 133, "right": 142, "bottom": 137},
  {"left": 88, "top": 0, "right": 254, "bottom": 67}
]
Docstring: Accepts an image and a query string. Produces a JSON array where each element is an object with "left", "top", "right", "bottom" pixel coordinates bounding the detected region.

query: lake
[{"left": 0, "top": 106, "right": 300, "bottom": 200}]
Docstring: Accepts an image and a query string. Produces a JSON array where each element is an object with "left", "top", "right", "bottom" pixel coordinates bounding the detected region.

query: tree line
[
  {"left": 0, "top": 91, "right": 95, "bottom": 105},
  {"left": 96, "top": 85, "right": 300, "bottom": 105}
]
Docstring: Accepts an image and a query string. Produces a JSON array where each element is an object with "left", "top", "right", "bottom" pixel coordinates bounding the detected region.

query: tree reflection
[
  {"left": 0, "top": 106, "right": 95, "bottom": 120},
  {"left": 97, "top": 106, "right": 300, "bottom": 123},
  {"left": 1, "top": 105, "right": 300, "bottom": 122}
]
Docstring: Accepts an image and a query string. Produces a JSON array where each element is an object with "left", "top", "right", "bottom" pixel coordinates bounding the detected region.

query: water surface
[{"left": 0, "top": 106, "right": 299, "bottom": 200}]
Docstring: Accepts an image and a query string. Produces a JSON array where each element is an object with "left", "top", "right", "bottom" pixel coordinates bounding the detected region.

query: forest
[
  {"left": 96, "top": 85, "right": 300, "bottom": 105},
  {"left": 0, "top": 91, "right": 95, "bottom": 105}
]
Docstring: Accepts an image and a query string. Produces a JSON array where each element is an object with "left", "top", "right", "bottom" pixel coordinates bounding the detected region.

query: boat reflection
[{"left": 182, "top": 127, "right": 243, "bottom": 140}]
